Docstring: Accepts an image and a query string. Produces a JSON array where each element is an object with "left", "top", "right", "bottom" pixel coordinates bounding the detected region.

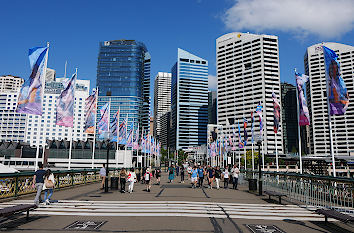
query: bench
[
  {"left": 0, "top": 204, "right": 37, "bottom": 222},
  {"left": 316, "top": 208, "right": 354, "bottom": 223},
  {"left": 264, "top": 190, "right": 287, "bottom": 204}
]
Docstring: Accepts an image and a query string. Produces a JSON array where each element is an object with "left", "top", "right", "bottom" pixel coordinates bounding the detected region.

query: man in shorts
[
  {"left": 190, "top": 166, "right": 198, "bottom": 189},
  {"left": 99, "top": 164, "right": 106, "bottom": 190}
]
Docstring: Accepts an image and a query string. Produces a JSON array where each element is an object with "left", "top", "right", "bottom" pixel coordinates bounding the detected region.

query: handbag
[{"left": 45, "top": 177, "right": 54, "bottom": 188}]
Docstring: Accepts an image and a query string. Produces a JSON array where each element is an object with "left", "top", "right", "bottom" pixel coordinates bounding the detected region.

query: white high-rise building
[
  {"left": 305, "top": 42, "right": 354, "bottom": 157},
  {"left": 0, "top": 76, "right": 27, "bottom": 142},
  {"left": 153, "top": 72, "right": 171, "bottom": 140},
  {"left": 25, "top": 78, "right": 90, "bottom": 147},
  {"left": 216, "top": 32, "right": 283, "bottom": 155},
  {"left": 45, "top": 68, "right": 56, "bottom": 82},
  {"left": 0, "top": 75, "right": 24, "bottom": 92}
]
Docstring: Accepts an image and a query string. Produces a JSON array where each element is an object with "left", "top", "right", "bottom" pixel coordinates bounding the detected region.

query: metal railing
[
  {"left": 0, "top": 169, "right": 101, "bottom": 199},
  {"left": 244, "top": 170, "right": 354, "bottom": 213}
]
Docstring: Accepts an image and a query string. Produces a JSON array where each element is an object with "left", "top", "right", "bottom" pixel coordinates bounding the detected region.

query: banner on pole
[
  {"left": 84, "top": 89, "right": 98, "bottom": 133},
  {"left": 295, "top": 72, "right": 310, "bottom": 125},
  {"left": 56, "top": 73, "right": 76, "bottom": 127}
]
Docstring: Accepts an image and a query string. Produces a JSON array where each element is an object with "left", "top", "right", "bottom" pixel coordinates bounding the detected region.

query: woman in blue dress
[{"left": 168, "top": 165, "right": 175, "bottom": 183}]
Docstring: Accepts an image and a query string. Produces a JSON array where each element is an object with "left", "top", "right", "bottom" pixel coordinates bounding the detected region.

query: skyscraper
[
  {"left": 96, "top": 40, "right": 150, "bottom": 132},
  {"left": 153, "top": 72, "right": 172, "bottom": 140},
  {"left": 281, "top": 82, "right": 297, "bottom": 153},
  {"left": 216, "top": 32, "right": 283, "bottom": 155},
  {"left": 171, "top": 48, "right": 208, "bottom": 150},
  {"left": 305, "top": 42, "right": 354, "bottom": 157},
  {"left": 208, "top": 91, "right": 217, "bottom": 124}
]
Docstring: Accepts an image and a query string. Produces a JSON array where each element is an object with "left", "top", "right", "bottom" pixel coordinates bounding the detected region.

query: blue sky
[{"left": 1, "top": 0, "right": 354, "bottom": 92}]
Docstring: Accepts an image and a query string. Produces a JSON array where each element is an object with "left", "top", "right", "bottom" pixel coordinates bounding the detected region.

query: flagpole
[
  {"left": 115, "top": 107, "right": 120, "bottom": 168},
  {"left": 91, "top": 88, "right": 98, "bottom": 169},
  {"left": 68, "top": 68, "right": 77, "bottom": 170},
  {"left": 322, "top": 47, "right": 336, "bottom": 177},
  {"left": 36, "top": 42, "right": 50, "bottom": 169},
  {"left": 124, "top": 114, "right": 127, "bottom": 168},
  {"left": 294, "top": 69, "right": 303, "bottom": 174}
]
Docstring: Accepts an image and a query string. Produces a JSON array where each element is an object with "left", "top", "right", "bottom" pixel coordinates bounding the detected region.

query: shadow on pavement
[
  {"left": 0, "top": 216, "right": 49, "bottom": 231},
  {"left": 309, "top": 220, "right": 354, "bottom": 233}
]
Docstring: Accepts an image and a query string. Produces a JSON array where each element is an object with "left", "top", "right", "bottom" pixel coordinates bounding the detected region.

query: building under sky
[{"left": 171, "top": 48, "right": 208, "bottom": 150}]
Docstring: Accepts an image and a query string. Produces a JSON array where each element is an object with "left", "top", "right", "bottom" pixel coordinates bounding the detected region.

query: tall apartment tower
[
  {"left": 216, "top": 32, "right": 283, "bottom": 155},
  {"left": 96, "top": 40, "right": 150, "bottom": 132},
  {"left": 305, "top": 42, "right": 354, "bottom": 157},
  {"left": 171, "top": 48, "right": 208, "bottom": 150},
  {"left": 0, "top": 76, "right": 26, "bottom": 142},
  {"left": 153, "top": 72, "right": 172, "bottom": 140}
]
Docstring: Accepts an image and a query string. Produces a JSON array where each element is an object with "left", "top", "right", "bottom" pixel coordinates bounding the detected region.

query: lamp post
[{"left": 256, "top": 134, "right": 263, "bottom": 196}]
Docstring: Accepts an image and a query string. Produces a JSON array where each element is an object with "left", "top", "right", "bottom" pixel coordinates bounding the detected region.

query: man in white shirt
[
  {"left": 99, "top": 164, "right": 106, "bottom": 190},
  {"left": 222, "top": 166, "right": 230, "bottom": 189},
  {"left": 231, "top": 164, "right": 240, "bottom": 190}
]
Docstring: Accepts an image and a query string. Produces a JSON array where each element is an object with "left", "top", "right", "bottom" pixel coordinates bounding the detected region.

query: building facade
[
  {"left": 160, "top": 111, "right": 170, "bottom": 149},
  {"left": 305, "top": 42, "right": 354, "bottom": 157},
  {"left": 208, "top": 91, "right": 217, "bottom": 124},
  {"left": 281, "top": 83, "right": 298, "bottom": 153},
  {"left": 0, "top": 76, "right": 26, "bottom": 143},
  {"left": 153, "top": 72, "right": 172, "bottom": 140},
  {"left": 216, "top": 32, "right": 283, "bottom": 155},
  {"left": 96, "top": 40, "right": 150, "bottom": 133},
  {"left": 25, "top": 78, "right": 90, "bottom": 147},
  {"left": 171, "top": 48, "right": 208, "bottom": 150}
]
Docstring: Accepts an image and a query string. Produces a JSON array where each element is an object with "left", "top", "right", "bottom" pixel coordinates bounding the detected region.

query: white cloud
[
  {"left": 223, "top": 0, "right": 354, "bottom": 38},
  {"left": 208, "top": 74, "right": 217, "bottom": 91}
]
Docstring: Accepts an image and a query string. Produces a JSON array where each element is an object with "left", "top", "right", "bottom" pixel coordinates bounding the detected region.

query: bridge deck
[{"left": 0, "top": 172, "right": 352, "bottom": 233}]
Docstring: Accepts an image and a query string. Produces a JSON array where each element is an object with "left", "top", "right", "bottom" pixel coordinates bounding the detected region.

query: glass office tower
[
  {"left": 171, "top": 48, "right": 208, "bottom": 150},
  {"left": 96, "top": 40, "right": 150, "bottom": 133}
]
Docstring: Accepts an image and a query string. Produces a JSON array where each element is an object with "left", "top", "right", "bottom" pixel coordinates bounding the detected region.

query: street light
[{"left": 255, "top": 133, "right": 263, "bottom": 196}]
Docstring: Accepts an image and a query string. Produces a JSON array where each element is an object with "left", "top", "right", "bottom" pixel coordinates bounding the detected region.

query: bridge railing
[
  {"left": 244, "top": 170, "right": 354, "bottom": 213},
  {"left": 0, "top": 169, "right": 101, "bottom": 199}
]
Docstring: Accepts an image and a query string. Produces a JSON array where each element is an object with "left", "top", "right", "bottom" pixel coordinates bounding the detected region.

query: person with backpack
[
  {"left": 168, "top": 165, "right": 175, "bottom": 183},
  {"left": 144, "top": 168, "right": 152, "bottom": 192},
  {"left": 119, "top": 168, "right": 127, "bottom": 193},
  {"left": 127, "top": 168, "right": 136, "bottom": 193},
  {"left": 214, "top": 166, "right": 221, "bottom": 190},
  {"left": 206, "top": 165, "right": 214, "bottom": 189},
  {"left": 32, "top": 162, "right": 46, "bottom": 206},
  {"left": 197, "top": 165, "right": 205, "bottom": 188},
  {"left": 180, "top": 166, "right": 185, "bottom": 183},
  {"left": 155, "top": 167, "right": 161, "bottom": 185},
  {"left": 43, "top": 169, "right": 55, "bottom": 205}
]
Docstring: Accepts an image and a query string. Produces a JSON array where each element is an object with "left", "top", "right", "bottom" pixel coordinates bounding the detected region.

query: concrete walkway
[{"left": 0, "top": 172, "right": 352, "bottom": 233}]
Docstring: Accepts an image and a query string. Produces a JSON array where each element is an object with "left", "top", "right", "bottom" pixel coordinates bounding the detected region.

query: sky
[{"left": 1, "top": 0, "right": 354, "bottom": 93}]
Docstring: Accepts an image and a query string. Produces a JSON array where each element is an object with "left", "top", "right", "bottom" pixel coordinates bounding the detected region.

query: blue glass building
[
  {"left": 171, "top": 48, "right": 208, "bottom": 150},
  {"left": 96, "top": 40, "right": 150, "bottom": 135}
]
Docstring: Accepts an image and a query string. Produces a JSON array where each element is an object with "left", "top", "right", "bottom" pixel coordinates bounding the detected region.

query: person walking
[
  {"left": 144, "top": 168, "right": 152, "bottom": 192},
  {"left": 190, "top": 166, "right": 198, "bottom": 189},
  {"left": 99, "top": 164, "right": 106, "bottom": 190},
  {"left": 119, "top": 168, "right": 127, "bottom": 193},
  {"left": 43, "top": 169, "right": 55, "bottom": 205},
  {"left": 176, "top": 165, "right": 180, "bottom": 177},
  {"left": 127, "top": 168, "right": 136, "bottom": 193},
  {"left": 136, "top": 168, "right": 141, "bottom": 183},
  {"left": 207, "top": 165, "right": 214, "bottom": 189},
  {"left": 180, "top": 166, "right": 185, "bottom": 183},
  {"left": 32, "top": 162, "right": 46, "bottom": 206},
  {"left": 231, "top": 164, "right": 240, "bottom": 190},
  {"left": 168, "top": 165, "right": 175, "bottom": 183},
  {"left": 214, "top": 166, "right": 221, "bottom": 190},
  {"left": 222, "top": 166, "right": 230, "bottom": 189},
  {"left": 197, "top": 166, "right": 205, "bottom": 188},
  {"left": 155, "top": 167, "right": 161, "bottom": 185}
]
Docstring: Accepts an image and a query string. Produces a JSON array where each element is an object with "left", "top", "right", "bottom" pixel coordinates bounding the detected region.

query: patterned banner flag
[
  {"left": 238, "top": 121, "right": 244, "bottom": 149},
  {"left": 17, "top": 47, "right": 48, "bottom": 115},
  {"left": 232, "top": 125, "right": 237, "bottom": 151},
  {"left": 272, "top": 92, "right": 281, "bottom": 133},
  {"left": 295, "top": 72, "right": 310, "bottom": 125},
  {"left": 243, "top": 117, "right": 248, "bottom": 146},
  {"left": 97, "top": 102, "right": 110, "bottom": 139},
  {"left": 133, "top": 124, "right": 139, "bottom": 150},
  {"left": 126, "top": 123, "right": 134, "bottom": 147},
  {"left": 110, "top": 109, "right": 120, "bottom": 142},
  {"left": 323, "top": 46, "right": 349, "bottom": 115},
  {"left": 256, "top": 102, "right": 263, "bottom": 133},
  {"left": 56, "top": 73, "right": 76, "bottom": 127},
  {"left": 118, "top": 116, "right": 127, "bottom": 144},
  {"left": 141, "top": 136, "right": 146, "bottom": 153},
  {"left": 84, "top": 89, "right": 98, "bottom": 133}
]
